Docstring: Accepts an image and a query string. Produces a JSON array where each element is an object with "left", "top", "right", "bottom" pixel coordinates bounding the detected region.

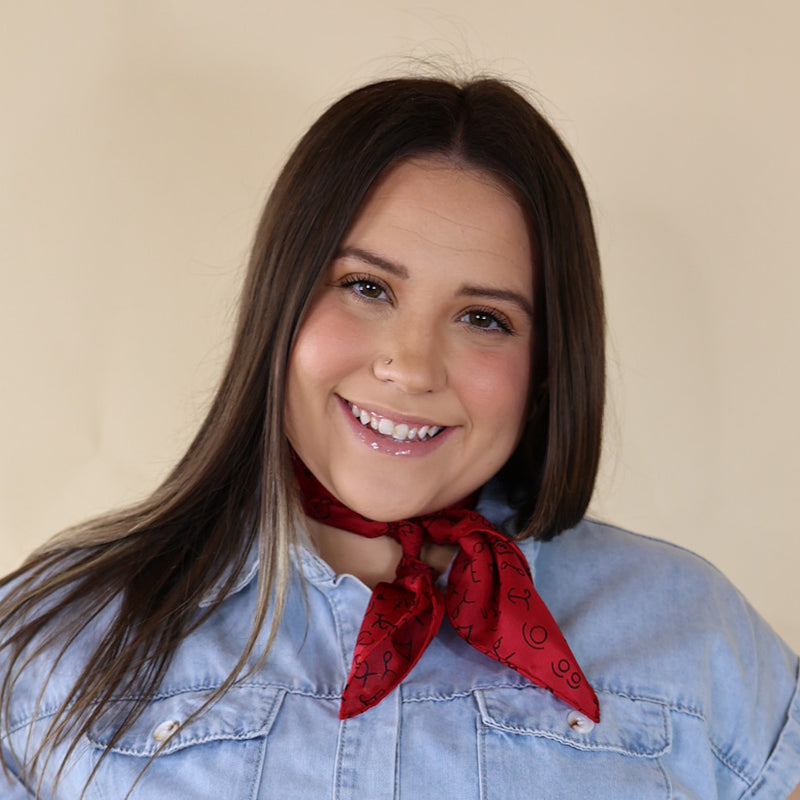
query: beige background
[{"left": 1, "top": 2, "right": 798, "bottom": 651}]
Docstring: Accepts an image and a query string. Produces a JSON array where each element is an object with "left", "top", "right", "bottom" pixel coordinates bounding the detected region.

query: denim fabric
[{"left": 3, "top": 489, "right": 800, "bottom": 798}]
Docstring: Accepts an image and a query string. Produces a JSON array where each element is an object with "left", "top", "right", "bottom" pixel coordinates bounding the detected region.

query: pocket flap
[
  {"left": 477, "top": 686, "right": 670, "bottom": 757},
  {"left": 87, "top": 684, "right": 285, "bottom": 757}
]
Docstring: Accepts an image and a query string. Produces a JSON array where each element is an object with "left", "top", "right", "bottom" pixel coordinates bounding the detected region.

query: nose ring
[{"left": 384, "top": 358, "right": 393, "bottom": 365}]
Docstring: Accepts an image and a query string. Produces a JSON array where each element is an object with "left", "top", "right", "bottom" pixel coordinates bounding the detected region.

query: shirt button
[
  {"left": 153, "top": 720, "right": 181, "bottom": 742},
  {"left": 566, "top": 710, "right": 595, "bottom": 734}
]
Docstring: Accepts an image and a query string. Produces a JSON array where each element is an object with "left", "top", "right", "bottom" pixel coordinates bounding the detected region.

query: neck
[{"left": 303, "top": 515, "right": 458, "bottom": 587}]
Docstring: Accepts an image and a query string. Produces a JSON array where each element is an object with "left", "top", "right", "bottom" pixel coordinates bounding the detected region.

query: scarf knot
[{"left": 295, "top": 461, "right": 599, "bottom": 723}]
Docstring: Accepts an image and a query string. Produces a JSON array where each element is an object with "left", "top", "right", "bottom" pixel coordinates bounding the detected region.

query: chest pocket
[
  {"left": 476, "top": 687, "right": 672, "bottom": 800},
  {"left": 85, "top": 685, "right": 285, "bottom": 799}
]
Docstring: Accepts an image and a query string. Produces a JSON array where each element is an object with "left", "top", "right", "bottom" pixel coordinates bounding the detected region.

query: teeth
[{"left": 347, "top": 402, "right": 443, "bottom": 442}]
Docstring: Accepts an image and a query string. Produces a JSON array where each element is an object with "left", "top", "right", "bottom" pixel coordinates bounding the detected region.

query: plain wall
[{"left": 1, "top": 2, "right": 798, "bottom": 651}]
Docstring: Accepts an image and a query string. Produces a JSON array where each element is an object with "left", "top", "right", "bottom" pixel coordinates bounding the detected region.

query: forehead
[{"left": 343, "top": 156, "right": 533, "bottom": 286}]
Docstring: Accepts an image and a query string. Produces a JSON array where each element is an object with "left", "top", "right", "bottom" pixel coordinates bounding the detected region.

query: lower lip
[{"left": 337, "top": 396, "right": 454, "bottom": 457}]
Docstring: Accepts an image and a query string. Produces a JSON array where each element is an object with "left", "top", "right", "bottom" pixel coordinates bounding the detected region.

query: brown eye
[
  {"left": 460, "top": 309, "right": 512, "bottom": 334},
  {"left": 354, "top": 281, "right": 385, "bottom": 299},
  {"left": 468, "top": 311, "right": 494, "bottom": 328},
  {"left": 339, "top": 275, "right": 390, "bottom": 302}
]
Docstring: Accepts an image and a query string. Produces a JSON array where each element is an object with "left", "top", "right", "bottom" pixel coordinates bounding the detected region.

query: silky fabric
[{"left": 295, "top": 461, "right": 599, "bottom": 721}]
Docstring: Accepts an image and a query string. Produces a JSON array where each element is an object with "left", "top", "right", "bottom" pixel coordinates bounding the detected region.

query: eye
[
  {"left": 460, "top": 308, "right": 513, "bottom": 334},
  {"left": 338, "top": 274, "right": 390, "bottom": 302}
]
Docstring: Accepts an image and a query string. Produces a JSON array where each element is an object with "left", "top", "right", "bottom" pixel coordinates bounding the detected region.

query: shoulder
[
  {"left": 525, "top": 517, "right": 775, "bottom": 635},
  {"left": 524, "top": 517, "right": 799, "bottom": 688},
  {"left": 522, "top": 518, "right": 800, "bottom": 795}
]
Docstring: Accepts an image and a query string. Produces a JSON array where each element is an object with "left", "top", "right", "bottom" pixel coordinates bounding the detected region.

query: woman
[{"left": 1, "top": 77, "right": 798, "bottom": 799}]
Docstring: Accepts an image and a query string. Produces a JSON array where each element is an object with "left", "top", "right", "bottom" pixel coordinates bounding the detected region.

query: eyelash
[
  {"left": 337, "top": 273, "right": 391, "bottom": 302},
  {"left": 458, "top": 307, "right": 514, "bottom": 335},
  {"left": 335, "top": 273, "right": 514, "bottom": 335}
]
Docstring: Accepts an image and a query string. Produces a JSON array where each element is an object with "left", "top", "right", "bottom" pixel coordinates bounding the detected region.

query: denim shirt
[{"left": 3, "top": 490, "right": 800, "bottom": 798}]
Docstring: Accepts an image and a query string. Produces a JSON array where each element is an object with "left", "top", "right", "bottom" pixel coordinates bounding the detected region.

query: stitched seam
[
  {"left": 655, "top": 755, "right": 673, "bottom": 799},
  {"left": 710, "top": 739, "right": 754, "bottom": 785},
  {"left": 476, "top": 708, "right": 487, "bottom": 800},
  {"left": 478, "top": 723, "right": 665, "bottom": 757},
  {"left": 663, "top": 703, "right": 704, "bottom": 721},
  {"left": 110, "top": 682, "right": 338, "bottom": 703},
  {"left": 402, "top": 682, "right": 533, "bottom": 703},
  {"left": 476, "top": 688, "right": 671, "bottom": 757},
  {"left": 584, "top": 685, "right": 705, "bottom": 718},
  {"left": 6, "top": 703, "right": 66, "bottom": 736},
  {"left": 244, "top": 736, "right": 267, "bottom": 800},
  {"left": 92, "top": 726, "right": 271, "bottom": 757}
]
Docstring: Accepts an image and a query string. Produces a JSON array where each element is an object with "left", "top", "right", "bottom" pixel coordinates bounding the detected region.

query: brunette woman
[{"left": 2, "top": 76, "right": 799, "bottom": 799}]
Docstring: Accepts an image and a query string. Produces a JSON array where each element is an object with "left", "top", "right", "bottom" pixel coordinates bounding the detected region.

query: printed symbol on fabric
[
  {"left": 453, "top": 622, "right": 474, "bottom": 642},
  {"left": 395, "top": 638, "right": 414, "bottom": 662},
  {"left": 493, "top": 539, "right": 514, "bottom": 555},
  {"left": 567, "top": 672, "right": 582, "bottom": 689},
  {"left": 356, "top": 631, "right": 376, "bottom": 647},
  {"left": 353, "top": 659, "right": 379, "bottom": 688},
  {"left": 360, "top": 687, "right": 387, "bottom": 707},
  {"left": 506, "top": 587, "right": 531, "bottom": 609},
  {"left": 371, "top": 612, "right": 399, "bottom": 633},
  {"left": 449, "top": 586, "right": 475, "bottom": 619},
  {"left": 411, "top": 611, "right": 429, "bottom": 628},
  {"left": 468, "top": 560, "right": 482, "bottom": 584},
  {"left": 391, "top": 595, "right": 412, "bottom": 612},
  {"left": 393, "top": 521, "right": 422, "bottom": 553},
  {"left": 499, "top": 560, "right": 529, "bottom": 578},
  {"left": 480, "top": 603, "right": 500, "bottom": 626},
  {"left": 381, "top": 650, "right": 397, "bottom": 679},
  {"left": 522, "top": 623, "right": 548, "bottom": 650},
  {"left": 491, "top": 636, "right": 516, "bottom": 669},
  {"left": 551, "top": 658, "right": 582, "bottom": 687}
]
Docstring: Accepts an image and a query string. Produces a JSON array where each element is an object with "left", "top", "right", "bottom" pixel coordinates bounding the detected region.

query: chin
[
  {"left": 344, "top": 496, "right": 428, "bottom": 523},
  {"left": 335, "top": 480, "right": 466, "bottom": 522}
]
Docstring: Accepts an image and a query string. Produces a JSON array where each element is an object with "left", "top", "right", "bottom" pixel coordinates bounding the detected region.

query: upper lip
[{"left": 338, "top": 395, "right": 450, "bottom": 429}]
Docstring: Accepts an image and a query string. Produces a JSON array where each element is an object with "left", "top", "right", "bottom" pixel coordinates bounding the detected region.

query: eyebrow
[
  {"left": 336, "top": 245, "right": 534, "bottom": 321},
  {"left": 337, "top": 246, "right": 409, "bottom": 279},
  {"left": 458, "top": 284, "right": 534, "bottom": 320}
]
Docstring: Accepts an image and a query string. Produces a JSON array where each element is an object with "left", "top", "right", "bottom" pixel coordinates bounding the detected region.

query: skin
[{"left": 285, "top": 156, "right": 535, "bottom": 584}]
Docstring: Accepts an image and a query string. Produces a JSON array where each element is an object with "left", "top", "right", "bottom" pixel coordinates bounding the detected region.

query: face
[{"left": 285, "top": 156, "right": 534, "bottom": 521}]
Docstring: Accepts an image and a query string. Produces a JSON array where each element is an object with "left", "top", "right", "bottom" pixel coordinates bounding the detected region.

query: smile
[{"left": 346, "top": 401, "right": 444, "bottom": 442}]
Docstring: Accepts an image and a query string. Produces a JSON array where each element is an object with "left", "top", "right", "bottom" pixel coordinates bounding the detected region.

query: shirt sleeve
[
  {"left": 705, "top": 574, "right": 800, "bottom": 799},
  {"left": 739, "top": 668, "right": 800, "bottom": 799}
]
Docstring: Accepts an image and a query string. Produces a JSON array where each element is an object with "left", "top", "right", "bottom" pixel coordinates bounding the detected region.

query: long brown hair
[{"left": 0, "top": 76, "right": 604, "bottom": 794}]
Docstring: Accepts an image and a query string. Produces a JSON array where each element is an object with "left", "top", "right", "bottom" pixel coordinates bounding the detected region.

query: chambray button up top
[{"left": 3, "top": 487, "right": 800, "bottom": 798}]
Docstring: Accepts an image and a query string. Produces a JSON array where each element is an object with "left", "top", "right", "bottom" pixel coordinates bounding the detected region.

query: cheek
[
  {"left": 289, "top": 298, "right": 369, "bottom": 390},
  {"left": 458, "top": 345, "right": 530, "bottom": 439}
]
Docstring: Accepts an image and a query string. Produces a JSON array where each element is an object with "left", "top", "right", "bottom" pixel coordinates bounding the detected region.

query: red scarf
[{"left": 295, "top": 462, "right": 599, "bottom": 723}]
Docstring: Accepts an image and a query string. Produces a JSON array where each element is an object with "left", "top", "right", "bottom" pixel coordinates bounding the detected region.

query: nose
[{"left": 372, "top": 320, "right": 447, "bottom": 393}]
